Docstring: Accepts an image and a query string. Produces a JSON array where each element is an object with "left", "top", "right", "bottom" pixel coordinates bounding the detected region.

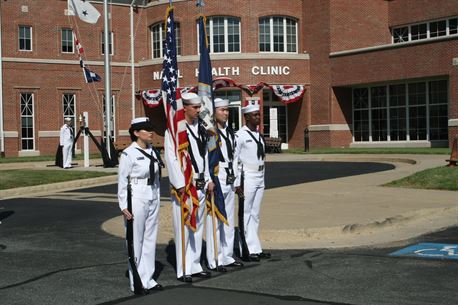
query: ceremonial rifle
[
  {"left": 237, "top": 166, "right": 250, "bottom": 261},
  {"left": 126, "top": 176, "right": 145, "bottom": 294}
]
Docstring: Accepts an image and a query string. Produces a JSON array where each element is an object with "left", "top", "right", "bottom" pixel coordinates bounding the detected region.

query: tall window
[
  {"left": 20, "top": 93, "right": 34, "bottom": 150},
  {"left": 352, "top": 80, "right": 448, "bottom": 143},
  {"left": 19, "top": 25, "right": 32, "bottom": 51},
  {"left": 151, "top": 22, "right": 180, "bottom": 59},
  {"left": 259, "top": 17, "right": 297, "bottom": 53},
  {"left": 353, "top": 88, "right": 369, "bottom": 142},
  {"left": 203, "top": 17, "right": 240, "bottom": 53},
  {"left": 62, "top": 93, "right": 76, "bottom": 123},
  {"left": 429, "top": 80, "right": 448, "bottom": 140},
  {"left": 61, "top": 28, "right": 74, "bottom": 53},
  {"left": 101, "top": 31, "right": 114, "bottom": 55}
]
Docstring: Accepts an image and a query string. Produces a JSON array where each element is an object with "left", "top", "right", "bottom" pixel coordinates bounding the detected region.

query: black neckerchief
[
  {"left": 245, "top": 129, "right": 265, "bottom": 160},
  {"left": 186, "top": 122, "right": 207, "bottom": 174},
  {"left": 135, "top": 147, "right": 163, "bottom": 182},
  {"left": 218, "top": 126, "right": 235, "bottom": 161}
]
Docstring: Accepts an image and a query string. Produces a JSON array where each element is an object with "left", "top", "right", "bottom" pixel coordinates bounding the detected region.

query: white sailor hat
[
  {"left": 214, "top": 98, "right": 229, "bottom": 108},
  {"left": 182, "top": 92, "right": 202, "bottom": 105},
  {"left": 130, "top": 117, "right": 154, "bottom": 131},
  {"left": 64, "top": 117, "right": 72, "bottom": 122},
  {"left": 241, "top": 100, "right": 260, "bottom": 114}
]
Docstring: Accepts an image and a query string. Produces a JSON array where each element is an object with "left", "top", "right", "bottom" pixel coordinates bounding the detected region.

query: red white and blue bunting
[{"left": 140, "top": 78, "right": 305, "bottom": 108}]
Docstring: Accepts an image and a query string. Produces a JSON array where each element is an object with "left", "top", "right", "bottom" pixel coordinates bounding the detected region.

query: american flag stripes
[{"left": 161, "top": 6, "right": 199, "bottom": 230}]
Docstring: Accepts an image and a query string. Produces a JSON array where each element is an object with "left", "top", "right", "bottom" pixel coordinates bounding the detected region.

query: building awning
[{"left": 140, "top": 77, "right": 305, "bottom": 108}]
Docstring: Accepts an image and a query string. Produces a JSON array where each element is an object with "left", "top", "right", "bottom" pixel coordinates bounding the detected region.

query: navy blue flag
[
  {"left": 197, "top": 16, "right": 227, "bottom": 225},
  {"left": 83, "top": 67, "right": 101, "bottom": 83}
]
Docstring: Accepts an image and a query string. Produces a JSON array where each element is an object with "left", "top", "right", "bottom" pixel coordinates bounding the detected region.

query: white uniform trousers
[
  {"left": 62, "top": 144, "right": 73, "bottom": 168},
  {"left": 172, "top": 189, "right": 206, "bottom": 278},
  {"left": 127, "top": 196, "right": 160, "bottom": 291},
  {"left": 243, "top": 170, "right": 265, "bottom": 254},
  {"left": 206, "top": 176, "right": 236, "bottom": 268}
]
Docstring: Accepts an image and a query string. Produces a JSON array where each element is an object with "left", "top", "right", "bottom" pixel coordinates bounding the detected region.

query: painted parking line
[{"left": 390, "top": 243, "right": 458, "bottom": 260}]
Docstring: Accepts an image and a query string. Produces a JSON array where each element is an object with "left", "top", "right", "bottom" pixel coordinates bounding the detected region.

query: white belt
[
  {"left": 219, "top": 161, "right": 233, "bottom": 169},
  {"left": 243, "top": 163, "right": 265, "bottom": 171},
  {"left": 131, "top": 177, "right": 152, "bottom": 185}
]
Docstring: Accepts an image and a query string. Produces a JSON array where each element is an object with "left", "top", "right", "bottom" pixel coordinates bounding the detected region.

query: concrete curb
[{"left": 0, "top": 175, "right": 117, "bottom": 200}]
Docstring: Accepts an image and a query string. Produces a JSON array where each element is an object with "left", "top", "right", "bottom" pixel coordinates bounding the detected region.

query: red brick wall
[
  {"left": 330, "top": 0, "right": 390, "bottom": 52},
  {"left": 388, "top": 0, "right": 458, "bottom": 26}
]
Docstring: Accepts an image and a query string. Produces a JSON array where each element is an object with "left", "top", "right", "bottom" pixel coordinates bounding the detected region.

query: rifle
[
  {"left": 237, "top": 166, "right": 250, "bottom": 261},
  {"left": 126, "top": 176, "right": 145, "bottom": 294}
]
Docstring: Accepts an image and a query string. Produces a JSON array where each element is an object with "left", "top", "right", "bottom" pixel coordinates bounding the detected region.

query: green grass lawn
[
  {"left": 0, "top": 169, "right": 115, "bottom": 190},
  {"left": 285, "top": 147, "right": 450, "bottom": 155},
  {"left": 385, "top": 166, "right": 458, "bottom": 191},
  {"left": 0, "top": 153, "right": 102, "bottom": 164}
]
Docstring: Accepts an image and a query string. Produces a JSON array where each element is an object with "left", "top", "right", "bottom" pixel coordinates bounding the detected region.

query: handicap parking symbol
[{"left": 389, "top": 243, "right": 458, "bottom": 260}]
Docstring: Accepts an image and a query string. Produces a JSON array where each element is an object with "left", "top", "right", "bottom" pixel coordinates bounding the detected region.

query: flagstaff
[{"left": 103, "top": 0, "right": 112, "bottom": 158}]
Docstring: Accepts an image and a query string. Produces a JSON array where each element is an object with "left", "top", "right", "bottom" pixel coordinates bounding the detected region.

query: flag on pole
[
  {"left": 197, "top": 15, "right": 227, "bottom": 225},
  {"left": 161, "top": 6, "right": 199, "bottom": 230},
  {"left": 80, "top": 58, "right": 101, "bottom": 83},
  {"left": 74, "top": 36, "right": 84, "bottom": 55},
  {"left": 68, "top": 0, "right": 101, "bottom": 24}
]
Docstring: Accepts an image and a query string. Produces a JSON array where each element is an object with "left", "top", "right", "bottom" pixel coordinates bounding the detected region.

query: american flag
[{"left": 161, "top": 6, "right": 199, "bottom": 230}]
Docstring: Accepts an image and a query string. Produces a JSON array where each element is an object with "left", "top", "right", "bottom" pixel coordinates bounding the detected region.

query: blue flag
[
  {"left": 198, "top": 16, "right": 227, "bottom": 225},
  {"left": 83, "top": 67, "right": 102, "bottom": 83}
]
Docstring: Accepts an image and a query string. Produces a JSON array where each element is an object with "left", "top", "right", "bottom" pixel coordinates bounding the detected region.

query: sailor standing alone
[
  {"left": 59, "top": 117, "right": 74, "bottom": 169},
  {"left": 234, "top": 100, "right": 271, "bottom": 261},
  {"left": 117, "top": 117, "right": 163, "bottom": 294}
]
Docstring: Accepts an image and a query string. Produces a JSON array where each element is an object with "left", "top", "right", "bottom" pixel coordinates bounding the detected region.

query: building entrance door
[{"left": 262, "top": 89, "right": 288, "bottom": 148}]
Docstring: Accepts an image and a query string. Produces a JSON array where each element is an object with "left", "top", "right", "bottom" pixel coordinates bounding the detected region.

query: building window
[
  {"left": 20, "top": 93, "right": 34, "bottom": 150},
  {"left": 151, "top": 22, "right": 180, "bottom": 59},
  {"left": 392, "top": 16, "right": 458, "bottom": 44},
  {"left": 429, "top": 80, "right": 448, "bottom": 140},
  {"left": 352, "top": 80, "right": 448, "bottom": 143},
  {"left": 101, "top": 32, "right": 114, "bottom": 55},
  {"left": 259, "top": 16, "right": 297, "bottom": 53},
  {"left": 62, "top": 93, "right": 76, "bottom": 123},
  {"left": 203, "top": 17, "right": 240, "bottom": 53},
  {"left": 353, "top": 88, "right": 370, "bottom": 142},
  {"left": 450, "top": 18, "right": 458, "bottom": 35},
  {"left": 61, "top": 28, "right": 74, "bottom": 53},
  {"left": 263, "top": 90, "right": 288, "bottom": 143},
  {"left": 411, "top": 23, "right": 427, "bottom": 41},
  {"left": 429, "top": 20, "right": 446, "bottom": 38},
  {"left": 19, "top": 25, "right": 32, "bottom": 51}
]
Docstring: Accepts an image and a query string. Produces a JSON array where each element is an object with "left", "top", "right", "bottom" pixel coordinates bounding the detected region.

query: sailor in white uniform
[
  {"left": 118, "top": 117, "right": 163, "bottom": 294},
  {"left": 59, "top": 117, "right": 74, "bottom": 168},
  {"left": 234, "top": 100, "right": 271, "bottom": 261},
  {"left": 206, "top": 98, "right": 244, "bottom": 270},
  {"left": 164, "top": 92, "right": 213, "bottom": 282}
]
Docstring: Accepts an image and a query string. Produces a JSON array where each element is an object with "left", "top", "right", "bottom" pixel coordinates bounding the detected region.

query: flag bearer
[
  {"left": 118, "top": 117, "right": 163, "bottom": 294},
  {"left": 234, "top": 101, "right": 271, "bottom": 261},
  {"left": 165, "top": 92, "right": 213, "bottom": 282},
  {"left": 206, "top": 98, "right": 244, "bottom": 269}
]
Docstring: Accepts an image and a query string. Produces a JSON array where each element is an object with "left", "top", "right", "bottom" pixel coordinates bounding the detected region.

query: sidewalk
[{"left": 2, "top": 154, "right": 457, "bottom": 249}]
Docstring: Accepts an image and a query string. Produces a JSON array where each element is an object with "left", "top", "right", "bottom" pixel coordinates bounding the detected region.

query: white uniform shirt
[
  {"left": 164, "top": 121, "right": 211, "bottom": 190},
  {"left": 234, "top": 125, "right": 265, "bottom": 186},
  {"left": 59, "top": 124, "right": 73, "bottom": 146},
  {"left": 117, "top": 142, "right": 160, "bottom": 211}
]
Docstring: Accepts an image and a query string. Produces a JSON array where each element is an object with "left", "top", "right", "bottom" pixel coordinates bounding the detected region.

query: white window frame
[
  {"left": 61, "top": 28, "right": 74, "bottom": 54},
  {"left": 197, "top": 16, "right": 241, "bottom": 54},
  {"left": 150, "top": 22, "right": 181, "bottom": 59},
  {"left": 62, "top": 93, "right": 76, "bottom": 123},
  {"left": 259, "top": 16, "right": 298, "bottom": 54},
  {"left": 392, "top": 16, "right": 458, "bottom": 44},
  {"left": 19, "top": 25, "right": 32, "bottom": 52},
  {"left": 101, "top": 31, "right": 114, "bottom": 55},
  {"left": 20, "top": 92, "right": 35, "bottom": 151}
]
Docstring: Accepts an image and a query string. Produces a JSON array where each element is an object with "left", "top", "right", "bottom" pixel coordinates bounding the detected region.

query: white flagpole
[
  {"left": 130, "top": 1, "right": 136, "bottom": 121},
  {"left": 0, "top": 1, "right": 4, "bottom": 157},
  {"left": 103, "top": 0, "right": 112, "bottom": 158}
]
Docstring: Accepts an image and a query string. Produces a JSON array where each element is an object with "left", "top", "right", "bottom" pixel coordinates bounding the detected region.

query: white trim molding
[
  {"left": 18, "top": 150, "right": 40, "bottom": 157},
  {"left": 38, "top": 131, "right": 59, "bottom": 137},
  {"left": 4, "top": 131, "right": 18, "bottom": 138},
  {"left": 118, "top": 130, "right": 129, "bottom": 136},
  {"left": 92, "top": 130, "right": 102, "bottom": 137},
  {"left": 350, "top": 141, "right": 448, "bottom": 148},
  {"left": 448, "top": 119, "right": 458, "bottom": 126},
  {"left": 308, "top": 124, "right": 350, "bottom": 131}
]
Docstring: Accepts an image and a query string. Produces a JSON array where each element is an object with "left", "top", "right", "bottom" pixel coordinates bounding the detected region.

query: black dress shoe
[
  {"left": 148, "top": 284, "right": 164, "bottom": 292},
  {"left": 192, "top": 271, "right": 212, "bottom": 278},
  {"left": 133, "top": 288, "right": 148, "bottom": 295},
  {"left": 178, "top": 275, "right": 193, "bottom": 283},
  {"left": 225, "top": 261, "right": 244, "bottom": 267},
  {"left": 248, "top": 254, "right": 260, "bottom": 262},
  {"left": 258, "top": 252, "right": 271, "bottom": 259},
  {"left": 208, "top": 266, "right": 227, "bottom": 272}
]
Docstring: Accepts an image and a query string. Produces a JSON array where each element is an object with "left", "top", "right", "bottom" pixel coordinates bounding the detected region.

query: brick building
[{"left": 0, "top": 0, "right": 457, "bottom": 157}]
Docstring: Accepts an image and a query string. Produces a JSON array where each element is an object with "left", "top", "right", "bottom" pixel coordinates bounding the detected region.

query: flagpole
[
  {"left": 130, "top": 1, "right": 136, "bottom": 121},
  {"left": 0, "top": 0, "right": 4, "bottom": 157},
  {"left": 103, "top": 0, "right": 112, "bottom": 158}
]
